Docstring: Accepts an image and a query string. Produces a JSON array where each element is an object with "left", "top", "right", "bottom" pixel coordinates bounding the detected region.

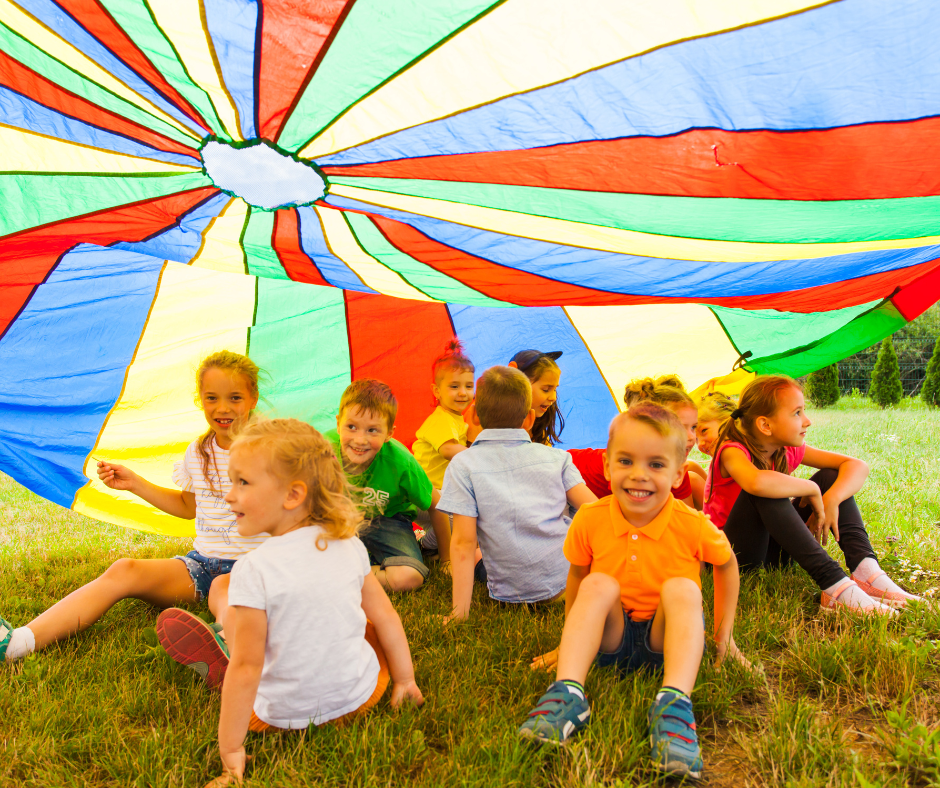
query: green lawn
[{"left": 1, "top": 399, "right": 939, "bottom": 787}]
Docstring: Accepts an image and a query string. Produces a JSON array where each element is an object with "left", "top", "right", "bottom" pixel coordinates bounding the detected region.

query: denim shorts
[
  {"left": 360, "top": 514, "right": 428, "bottom": 579},
  {"left": 173, "top": 550, "right": 237, "bottom": 601},
  {"left": 595, "top": 610, "right": 666, "bottom": 674}
]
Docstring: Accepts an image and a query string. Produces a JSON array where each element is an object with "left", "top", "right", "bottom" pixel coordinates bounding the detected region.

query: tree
[
  {"left": 869, "top": 336, "right": 903, "bottom": 407},
  {"left": 922, "top": 335, "right": 940, "bottom": 407},
  {"left": 806, "top": 364, "right": 840, "bottom": 407}
]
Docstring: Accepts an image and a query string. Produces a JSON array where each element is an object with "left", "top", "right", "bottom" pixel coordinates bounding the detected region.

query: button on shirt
[
  {"left": 437, "top": 428, "right": 585, "bottom": 603},
  {"left": 564, "top": 494, "right": 732, "bottom": 622}
]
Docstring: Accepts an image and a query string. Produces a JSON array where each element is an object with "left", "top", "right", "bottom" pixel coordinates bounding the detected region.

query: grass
[{"left": 2, "top": 398, "right": 940, "bottom": 787}]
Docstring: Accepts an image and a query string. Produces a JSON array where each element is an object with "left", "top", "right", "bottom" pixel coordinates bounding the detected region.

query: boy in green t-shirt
[{"left": 326, "top": 379, "right": 434, "bottom": 592}]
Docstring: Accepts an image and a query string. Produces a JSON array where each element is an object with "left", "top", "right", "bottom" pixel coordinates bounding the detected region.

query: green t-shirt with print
[{"left": 326, "top": 429, "right": 433, "bottom": 519}]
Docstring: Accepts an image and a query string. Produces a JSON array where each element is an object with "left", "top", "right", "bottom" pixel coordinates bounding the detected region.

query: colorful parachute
[{"left": 2, "top": 0, "right": 940, "bottom": 534}]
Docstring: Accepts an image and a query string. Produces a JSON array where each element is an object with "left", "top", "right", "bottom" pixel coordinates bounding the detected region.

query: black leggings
[{"left": 722, "top": 468, "right": 877, "bottom": 590}]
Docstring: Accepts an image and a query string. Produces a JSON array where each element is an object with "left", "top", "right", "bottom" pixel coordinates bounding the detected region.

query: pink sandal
[
  {"left": 820, "top": 578, "right": 895, "bottom": 615},
  {"left": 851, "top": 571, "right": 914, "bottom": 609}
]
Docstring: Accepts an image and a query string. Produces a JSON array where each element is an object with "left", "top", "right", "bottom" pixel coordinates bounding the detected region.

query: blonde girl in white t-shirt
[
  {"left": 0, "top": 350, "right": 260, "bottom": 675},
  {"left": 159, "top": 418, "right": 423, "bottom": 788}
]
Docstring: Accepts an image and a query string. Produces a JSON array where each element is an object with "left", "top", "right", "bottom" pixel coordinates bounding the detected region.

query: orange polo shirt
[{"left": 564, "top": 494, "right": 732, "bottom": 622}]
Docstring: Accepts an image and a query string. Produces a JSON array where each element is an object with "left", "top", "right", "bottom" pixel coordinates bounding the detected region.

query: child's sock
[
  {"left": 655, "top": 686, "right": 690, "bottom": 705},
  {"left": 5, "top": 627, "right": 36, "bottom": 661},
  {"left": 822, "top": 578, "right": 891, "bottom": 611},
  {"left": 561, "top": 679, "right": 585, "bottom": 700},
  {"left": 853, "top": 558, "right": 922, "bottom": 601}
]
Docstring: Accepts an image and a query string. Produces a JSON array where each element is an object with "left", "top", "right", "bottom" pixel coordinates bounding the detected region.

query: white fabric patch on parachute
[{"left": 201, "top": 140, "right": 326, "bottom": 210}]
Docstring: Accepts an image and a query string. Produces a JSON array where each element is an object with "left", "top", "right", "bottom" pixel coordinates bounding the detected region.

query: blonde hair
[
  {"left": 231, "top": 418, "right": 363, "bottom": 548},
  {"left": 339, "top": 379, "right": 397, "bottom": 431},
  {"left": 697, "top": 391, "right": 737, "bottom": 424},
  {"left": 608, "top": 402, "right": 686, "bottom": 466},
  {"left": 623, "top": 374, "right": 695, "bottom": 413},
  {"left": 196, "top": 350, "right": 260, "bottom": 496},
  {"left": 476, "top": 366, "right": 532, "bottom": 429},
  {"left": 706, "top": 375, "right": 802, "bottom": 503}
]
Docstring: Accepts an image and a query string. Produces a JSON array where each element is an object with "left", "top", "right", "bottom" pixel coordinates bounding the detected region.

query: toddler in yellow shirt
[{"left": 413, "top": 341, "right": 476, "bottom": 567}]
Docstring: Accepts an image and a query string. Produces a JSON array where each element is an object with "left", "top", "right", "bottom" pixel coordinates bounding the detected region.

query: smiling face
[
  {"left": 200, "top": 368, "right": 258, "bottom": 449},
  {"left": 433, "top": 368, "right": 475, "bottom": 416},
  {"left": 225, "top": 446, "right": 303, "bottom": 538},
  {"left": 762, "top": 385, "right": 812, "bottom": 448},
  {"left": 604, "top": 417, "right": 685, "bottom": 528},
  {"left": 530, "top": 368, "right": 560, "bottom": 420},
  {"left": 336, "top": 405, "right": 393, "bottom": 471},
  {"left": 695, "top": 419, "right": 721, "bottom": 456}
]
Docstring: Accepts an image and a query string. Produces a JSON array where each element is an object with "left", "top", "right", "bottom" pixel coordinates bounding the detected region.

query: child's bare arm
[
  {"left": 217, "top": 606, "right": 267, "bottom": 782},
  {"left": 96, "top": 461, "right": 197, "bottom": 519},
  {"left": 712, "top": 553, "right": 750, "bottom": 670},
  {"left": 438, "top": 440, "right": 467, "bottom": 461},
  {"left": 566, "top": 483, "right": 597, "bottom": 510},
  {"left": 361, "top": 573, "right": 424, "bottom": 707},
  {"left": 723, "top": 447, "right": 821, "bottom": 503},
  {"left": 445, "top": 514, "right": 478, "bottom": 622},
  {"left": 530, "top": 563, "right": 591, "bottom": 670},
  {"left": 685, "top": 460, "right": 707, "bottom": 480}
]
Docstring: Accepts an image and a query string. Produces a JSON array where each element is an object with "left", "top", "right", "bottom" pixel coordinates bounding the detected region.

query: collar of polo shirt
[{"left": 608, "top": 494, "right": 675, "bottom": 540}]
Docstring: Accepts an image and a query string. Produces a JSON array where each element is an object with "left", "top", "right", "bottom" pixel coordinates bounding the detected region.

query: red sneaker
[{"left": 156, "top": 608, "right": 229, "bottom": 689}]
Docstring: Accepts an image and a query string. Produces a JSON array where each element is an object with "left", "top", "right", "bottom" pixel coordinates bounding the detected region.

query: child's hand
[
  {"left": 390, "top": 679, "right": 425, "bottom": 708},
  {"left": 530, "top": 647, "right": 559, "bottom": 671},
  {"left": 716, "top": 637, "right": 762, "bottom": 677},
  {"left": 96, "top": 461, "right": 138, "bottom": 492},
  {"left": 203, "top": 747, "right": 246, "bottom": 787},
  {"left": 441, "top": 611, "right": 466, "bottom": 627},
  {"left": 463, "top": 401, "right": 482, "bottom": 444},
  {"left": 439, "top": 560, "right": 452, "bottom": 577}
]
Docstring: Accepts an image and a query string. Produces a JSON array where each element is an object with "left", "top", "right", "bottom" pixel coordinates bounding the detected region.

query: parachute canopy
[{"left": 1, "top": 0, "right": 939, "bottom": 533}]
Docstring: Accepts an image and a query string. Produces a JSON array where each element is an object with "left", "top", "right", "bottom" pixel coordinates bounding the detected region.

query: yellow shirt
[{"left": 412, "top": 406, "right": 468, "bottom": 488}]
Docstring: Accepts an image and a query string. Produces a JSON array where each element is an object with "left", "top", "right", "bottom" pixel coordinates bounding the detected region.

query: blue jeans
[
  {"left": 173, "top": 550, "right": 236, "bottom": 601},
  {"left": 595, "top": 611, "right": 666, "bottom": 674},
  {"left": 360, "top": 514, "right": 428, "bottom": 579}
]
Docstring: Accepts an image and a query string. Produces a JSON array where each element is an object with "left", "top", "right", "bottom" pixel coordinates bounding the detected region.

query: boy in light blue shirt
[{"left": 439, "top": 366, "right": 596, "bottom": 621}]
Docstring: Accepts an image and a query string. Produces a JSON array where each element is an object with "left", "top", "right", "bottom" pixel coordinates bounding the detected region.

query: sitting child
[
  {"left": 695, "top": 391, "right": 736, "bottom": 457},
  {"left": 569, "top": 375, "right": 706, "bottom": 509},
  {"left": 508, "top": 349, "right": 564, "bottom": 446},
  {"left": 173, "top": 419, "right": 423, "bottom": 787},
  {"left": 327, "top": 379, "right": 435, "bottom": 592},
  {"left": 413, "top": 340, "right": 476, "bottom": 565},
  {"left": 704, "top": 375, "right": 921, "bottom": 611},
  {"left": 519, "top": 404, "right": 746, "bottom": 780},
  {"left": 439, "top": 366, "right": 596, "bottom": 620}
]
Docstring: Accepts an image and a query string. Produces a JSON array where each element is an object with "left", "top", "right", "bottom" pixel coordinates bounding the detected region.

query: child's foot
[
  {"left": 648, "top": 689, "right": 703, "bottom": 780},
  {"left": 820, "top": 579, "right": 896, "bottom": 615},
  {"left": 517, "top": 681, "right": 591, "bottom": 745},
  {"left": 851, "top": 571, "right": 922, "bottom": 609},
  {"left": 0, "top": 618, "right": 35, "bottom": 662},
  {"left": 156, "top": 608, "right": 229, "bottom": 689}
]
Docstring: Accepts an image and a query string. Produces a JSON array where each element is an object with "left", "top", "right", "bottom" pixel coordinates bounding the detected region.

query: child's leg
[
  {"left": 208, "top": 574, "right": 233, "bottom": 646},
  {"left": 646, "top": 577, "right": 704, "bottom": 695},
  {"left": 428, "top": 489, "right": 452, "bottom": 563},
  {"left": 361, "top": 516, "right": 428, "bottom": 593},
  {"left": 554, "top": 573, "right": 625, "bottom": 685},
  {"left": 23, "top": 558, "right": 197, "bottom": 651},
  {"left": 796, "top": 469, "right": 920, "bottom": 604}
]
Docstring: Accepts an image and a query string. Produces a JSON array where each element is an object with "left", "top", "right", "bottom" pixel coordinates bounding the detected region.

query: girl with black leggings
[{"left": 700, "top": 378, "right": 920, "bottom": 613}]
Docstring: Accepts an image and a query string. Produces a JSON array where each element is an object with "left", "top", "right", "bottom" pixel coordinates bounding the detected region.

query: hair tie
[{"left": 730, "top": 408, "right": 744, "bottom": 420}]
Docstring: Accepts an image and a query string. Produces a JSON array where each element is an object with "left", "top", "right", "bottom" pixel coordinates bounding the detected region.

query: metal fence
[{"left": 836, "top": 341, "right": 935, "bottom": 397}]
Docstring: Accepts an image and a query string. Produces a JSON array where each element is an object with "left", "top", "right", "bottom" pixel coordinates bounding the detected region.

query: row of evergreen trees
[{"left": 806, "top": 336, "right": 940, "bottom": 408}]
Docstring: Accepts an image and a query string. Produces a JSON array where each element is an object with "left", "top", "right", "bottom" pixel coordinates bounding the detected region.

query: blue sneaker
[
  {"left": 0, "top": 616, "right": 13, "bottom": 662},
  {"left": 648, "top": 691, "right": 703, "bottom": 780},
  {"left": 518, "top": 681, "right": 591, "bottom": 745}
]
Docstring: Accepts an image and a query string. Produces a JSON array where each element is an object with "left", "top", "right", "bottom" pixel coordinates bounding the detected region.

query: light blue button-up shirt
[{"left": 438, "top": 428, "right": 585, "bottom": 603}]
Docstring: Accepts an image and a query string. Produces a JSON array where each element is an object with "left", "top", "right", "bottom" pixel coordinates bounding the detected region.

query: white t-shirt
[
  {"left": 172, "top": 436, "right": 268, "bottom": 559},
  {"left": 227, "top": 527, "right": 380, "bottom": 728}
]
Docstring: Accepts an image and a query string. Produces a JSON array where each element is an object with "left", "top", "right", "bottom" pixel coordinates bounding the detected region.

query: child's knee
[
  {"left": 101, "top": 557, "right": 141, "bottom": 587},
  {"left": 660, "top": 577, "right": 702, "bottom": 608},
  {"left": 207, "top": 573, "right": 231, "bottom": 611},
  {"left": 579, "top": 572, "right": 621, "bottom": 602}
]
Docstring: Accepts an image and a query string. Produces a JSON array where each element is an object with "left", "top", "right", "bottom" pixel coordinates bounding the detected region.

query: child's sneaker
[
  {"left": 0, "top": 616, "right": 14, "bottom": 662},
  {"left": 156, "top": 608, "right": 229, "bottom": 689},
  {"left": 648, "top": 690, "right": 703, "bottom": 780},
  {"left": 517, "top": 681, "right": 591, "bottom": 745}
]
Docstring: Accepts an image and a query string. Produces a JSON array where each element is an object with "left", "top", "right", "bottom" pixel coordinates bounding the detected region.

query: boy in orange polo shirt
[{"left": 518, "top": 403, "right": 749, "bottom": 780}]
